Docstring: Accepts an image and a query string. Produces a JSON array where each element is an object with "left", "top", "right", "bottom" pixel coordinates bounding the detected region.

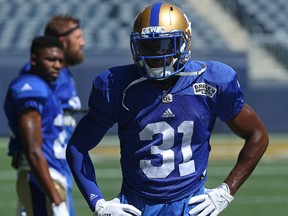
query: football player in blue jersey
[
  {"left": 18, "top": 15, "right": 85, "bottom": 216},
  {"left": 20, "top": 14, "right": 85, "bottom": 140},
  {"left": 4, "top": 36, "right": 69, "bottom": 216},
  {"left": 66, "top": 2, "right": 269, "bottom": 216}
]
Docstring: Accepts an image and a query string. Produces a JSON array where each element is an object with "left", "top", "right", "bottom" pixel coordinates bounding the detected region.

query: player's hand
[
  {"left": 51, "top": 201, "right": 69, "bottom": 216},
  {"left": 94, "top": 198, "right": 141, "bottom": 216},
  {"left": 188, "top": 183, "right": 234, "bottom": 216}
]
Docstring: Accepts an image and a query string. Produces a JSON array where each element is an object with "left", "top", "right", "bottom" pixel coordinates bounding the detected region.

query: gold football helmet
[{"left": 130, "top": 2, "right": 191, "bottom": 79}]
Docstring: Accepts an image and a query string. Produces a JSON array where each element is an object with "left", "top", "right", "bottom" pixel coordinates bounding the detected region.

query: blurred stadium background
[
  {"left": 0, "top": 0, "right": 287, "bottom": 215},
  {"left": 0, "top": 0, "right": 288, "bottom": 134}
]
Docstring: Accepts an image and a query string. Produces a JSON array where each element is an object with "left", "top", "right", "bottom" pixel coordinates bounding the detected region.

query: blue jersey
[
  {"left": 4, "top": 74, "right": 67, "bottom": 176},
  {"left": 20, "top": 63, "right": 81, "bottom": 111},
  {"left": 19, "top": 64, "right": 76, "bottom": 215},
  {"left": 68, "top": 60, "right": 244, "bottom": 210}
]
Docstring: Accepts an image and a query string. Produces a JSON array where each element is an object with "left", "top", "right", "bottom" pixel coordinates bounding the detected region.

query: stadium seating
[
  {"left": 0, "top": 0, "right": 226, "bottom": 51},
  {"left": 1, "top": 0, "right": 288, "bottom": 135},
  {"left": 216, "top": 0, "right": 288, "bottom": 68}
]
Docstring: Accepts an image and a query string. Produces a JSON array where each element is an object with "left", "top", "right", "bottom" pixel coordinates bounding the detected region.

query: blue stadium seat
[
  {"left": 0, "top": 0, "right": 227, "bottom": 51},
  {"left": 216, "top": 0, "right": 288, "bottom": 69}
]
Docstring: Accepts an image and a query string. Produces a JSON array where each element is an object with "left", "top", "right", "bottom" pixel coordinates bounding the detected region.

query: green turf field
[{"left": 0, "top": 134, "right": 287, "bottom": 216}]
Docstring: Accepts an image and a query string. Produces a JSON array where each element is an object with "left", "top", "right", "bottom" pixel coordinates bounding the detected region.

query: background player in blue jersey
[
  {"left": 4, "top": 36, "right": 69, "bottom": 216},
  {"left": 20, "top": 14, "right": 85, "bottom": 139},
  {"left": 66, "top": 2, "right": 269, "bottom": 216},
  {"left": 18, "top": 14, "right": 86, "bottom": 216}
]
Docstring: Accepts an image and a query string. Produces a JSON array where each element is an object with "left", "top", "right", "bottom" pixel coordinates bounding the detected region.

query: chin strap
[
  {"left": 177, "top": 63, "right": 206, "bottom": 76},
  {"left": 122, "top": 77, "right": 148, "bottom": 111},
  {"left": 121, "top": 63, "right": 206, "bottom": 111}
]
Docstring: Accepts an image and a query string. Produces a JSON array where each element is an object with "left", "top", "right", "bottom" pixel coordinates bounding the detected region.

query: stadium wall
[{"left": 0, "top": 49, "right": 287, "bottom": 136}]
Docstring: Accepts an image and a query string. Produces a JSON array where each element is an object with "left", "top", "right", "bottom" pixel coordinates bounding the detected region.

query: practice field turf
[{"left": 0, "top": 134, "right": 287, "bottom": 216}]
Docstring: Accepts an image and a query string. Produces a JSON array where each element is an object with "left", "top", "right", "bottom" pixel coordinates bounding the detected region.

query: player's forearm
[
  {"left": 28, "top": 151, "right": 63, "bottom": 204},
  {"left": 66, "top": 143, "right": 104, "bottom": 211},
  {"left": 224, "top": 132, "right": 268, "bottom": 195},
  {"left": 24, "top": 154, "right": 63, "bottom": 205},
  {"left": 66, "top": 113, "right": 111, "bottom": 211}
]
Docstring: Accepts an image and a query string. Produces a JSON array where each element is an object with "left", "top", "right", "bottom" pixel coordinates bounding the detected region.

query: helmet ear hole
[{"left": 130, "top": 2, "right": 191, "bottom": 80}]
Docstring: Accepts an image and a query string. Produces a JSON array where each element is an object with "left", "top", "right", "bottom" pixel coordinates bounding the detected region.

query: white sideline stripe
[{"left": 0, "top": 166, "right": 287, "bottom": 180}]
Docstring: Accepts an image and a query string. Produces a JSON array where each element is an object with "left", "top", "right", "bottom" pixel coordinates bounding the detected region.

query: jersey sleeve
[
  {"left": 213, "top": 62, "right": 244, "bottom": 121},
  {"left": 10, "top": 78, "right": 49, "bottom": 114},
  {"left": 66, "top": 71, "right": 119, "bottom": 212},
  {"left": 88, "top": 71, "right": 118, "bottom": 128}
]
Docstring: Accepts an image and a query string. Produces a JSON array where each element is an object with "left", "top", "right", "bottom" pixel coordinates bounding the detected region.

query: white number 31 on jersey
[{"left": 139, "top": 121, "right": 195, "bottom": 178}]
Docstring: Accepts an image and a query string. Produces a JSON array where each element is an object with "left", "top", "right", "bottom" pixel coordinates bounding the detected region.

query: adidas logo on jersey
[
  {"left": 20, "top": 83, "right": 32, "bottom": 91},
  {"left": 90, "top": 193, "right": 98, "bottom": 201},
  {"left": 162, "top": 108, "right": 175, "bottom": 118}
]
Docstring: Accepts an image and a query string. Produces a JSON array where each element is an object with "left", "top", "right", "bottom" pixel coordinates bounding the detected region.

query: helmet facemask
[
  {"left": 130, "top": 2, "right": 192, "bottom": 80},
  {"left": 131, "top": 30, "right": 190, "bottom": 80}
]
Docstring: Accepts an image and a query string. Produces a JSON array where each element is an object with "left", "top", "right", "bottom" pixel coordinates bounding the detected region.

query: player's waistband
[{"left": 121, "top": 175, "right": 206, "bottom": 204}]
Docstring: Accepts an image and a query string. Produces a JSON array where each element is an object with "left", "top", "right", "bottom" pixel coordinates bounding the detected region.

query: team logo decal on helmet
[{"left": 130, "top": 2, "right": 192, "bottom": 79}]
